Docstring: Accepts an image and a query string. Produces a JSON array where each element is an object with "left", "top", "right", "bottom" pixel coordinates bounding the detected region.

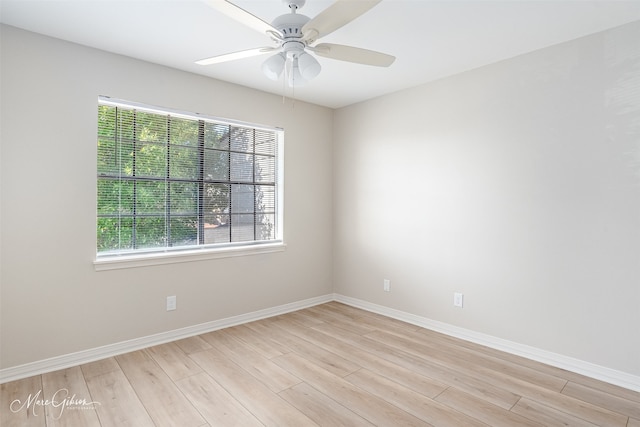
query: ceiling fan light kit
[
  {"left": 198, "top": 0, "right": 395, "bottom": 87},
  {"left": 262, "top": 52, "right": 286, "bottom": 80}
]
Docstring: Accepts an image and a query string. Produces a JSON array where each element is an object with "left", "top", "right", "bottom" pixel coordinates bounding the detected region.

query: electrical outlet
[
  {"left": 453, "top": 292, "right": 463, "bottom": 308},
  {"left": 166, "top": 295, "right": 177, "bottom": 311},
  {"left": 383, "top": 279, "right": 390, "bottom": 292}
]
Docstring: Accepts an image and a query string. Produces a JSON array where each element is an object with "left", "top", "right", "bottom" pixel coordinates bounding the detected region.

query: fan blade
[
  {"left": 311, "top": 43, "right": 395, "bottom": 67},
  {"left": 202, "top": 0, "right": 279, "bottom": 36},
  {"left": 196, "top": 47, "right": 278, "bottom": 65},
  {"left": 302, "top": 0, "right": 381, "bottom": 43}
]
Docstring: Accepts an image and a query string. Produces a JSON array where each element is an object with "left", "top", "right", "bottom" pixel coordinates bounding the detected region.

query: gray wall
[
  {"left": 0, "top": 25, "right": 334, "bottom": 368},
  {"left": 333, "top": 21, "right": 640, "bottom": 376}
]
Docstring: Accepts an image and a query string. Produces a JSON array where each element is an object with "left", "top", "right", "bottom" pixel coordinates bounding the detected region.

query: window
[{"left": 96, "top": 97, "right": 283, "bottom": 262}]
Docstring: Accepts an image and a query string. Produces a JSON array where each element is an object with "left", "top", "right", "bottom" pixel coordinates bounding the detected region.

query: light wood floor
[{"left": 2, "top": 302, "right": 639, "bottom": 426}]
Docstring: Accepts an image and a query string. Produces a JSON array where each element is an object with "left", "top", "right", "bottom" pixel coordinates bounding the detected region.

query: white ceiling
[{"left": 2, "top": 0, "right": 640, "bottom": 108}]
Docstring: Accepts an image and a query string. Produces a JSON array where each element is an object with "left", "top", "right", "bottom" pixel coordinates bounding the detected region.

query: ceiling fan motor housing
[{"left": 271, "top": 11, "right": 310, "bottom": 43}]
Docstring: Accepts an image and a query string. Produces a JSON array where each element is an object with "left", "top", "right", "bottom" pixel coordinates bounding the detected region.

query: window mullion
[
  {"left": 227, "top": 125, "right": 232, "bottom": 243},
  {"left": 252, "top": 128, "right": 257, "bottom": 241},
  {"left": 166, "top": 116, "right": 171, "bottom": 247},
  {"left": 198, "top": 120, "right": 205, "bottom": 245},
  {"left": 132, "top": 109, "right": 138, "bottom": 250}
]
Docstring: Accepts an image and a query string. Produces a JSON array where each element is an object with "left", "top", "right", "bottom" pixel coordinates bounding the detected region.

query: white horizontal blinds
[
  {"left": 97, "top": 99, "right": 279, "bottom": 255},
  {"left": 254, "top": 129, "right": 277, "bottom": 241},
  {"left": 97, "top": 105, "right": 135, "bottom": 251},
  {"left": 168, "top": 116, "right": 200, "bottom": 248}
]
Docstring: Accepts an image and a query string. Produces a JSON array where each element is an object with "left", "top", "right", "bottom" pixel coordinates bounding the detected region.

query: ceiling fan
[{"left": 196, "top": 0, "right": 395, "bottom": 87}]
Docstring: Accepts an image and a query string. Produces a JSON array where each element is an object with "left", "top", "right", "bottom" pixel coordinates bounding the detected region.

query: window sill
[{"left": 94, "top": 242, "right": 286, "bottom": 271}]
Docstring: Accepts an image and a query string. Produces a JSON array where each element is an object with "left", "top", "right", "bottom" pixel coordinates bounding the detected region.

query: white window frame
[{"left": 94, "top": 97, "right": 284, "bottom": 271}]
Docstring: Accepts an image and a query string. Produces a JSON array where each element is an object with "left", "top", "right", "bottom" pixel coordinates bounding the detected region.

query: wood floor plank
[
  {"left": 84, "top": 368, "right": 155, "bottom": 427},
  {"left": 273, "top": 351, "right": 432, "bottom": 426},
  {"left": 245, "top": 318, "right": 361, "bottom": 378},
  {"left": 568, "top": 376, "right": 640, "bottom": 404},
  {"left": 279, "top": 382, "right": 375, "bottom": 427},
  {"left": 415, "top": 324, "right": 640, "bottom": 404},
  {"left": 240, "top": 318, "right": 296, "bottom": 354},
  {"left": 146, "top": 341, "right": 203, "bottom": 381},
  {"left": 200, "top": 329, "right": 301, "bottom": 393},
  {"left": 628, "top": 417, "right": 640, "bottom": 427},
  {"left": 41, "top": 366, "right": 101, "bottom": 427},
  {"left": 116, "top": 349, "right": 205, "bottom": 427},
  {"left": 310, "top": 321, "right": 522, "bottom": 409},
  {"left": 562, "top": 381, "right": 640, "bottom": 419},
  {"left": 175, "top": 372, "right": 263, "bottom": 427},
  {"left": 366, "top": 328, "right": 568, "bottom": 392},
  {"left": 511, "top": 397, "right": 601, "bottom": 427},
  {"left": 174, "top": 335, "right": 213, "bottom": 354},
  {"left": 515, "top": 380, "right": 629, "bottom": 426},
  {"left": 227, "top": 323, "right": 289, "bottom": 359},
  {"left": 1, "top": 375, "right": 46, "bottom": 427},
  {"left": 345, "top": 368, "right": 488, "bottom": 427},
  {"left": 189, "top": 346, "right": 318, "bottom": 427},
  {"left": 414, "top": 327, "right": 587, "bottom": 380},
  {"left": 343, "top": 309, "right": 423, "bottom": 335},
  {"left": 327, "top": 302, "right": 427, "bottom": 334},
  {"left": 271, "top": 315, "right": 449, "bottom": 398},
  {"left": 434, "top": 387, "right": 544, "bottom": 427},
  {"left": 302, "top": 305, "right": 378, "bottom": 335},
  {"left": 80, "top": 357, "right": 120, "bottom": 379},
  {"left": 375, "top": 325, "right": 569, "bottom": 392},
  {"left": 355, "top": 326, "right": 627, "bottom": 426},
  {"left": 275, "top": 309, "right": 326, "bottom": 327}
]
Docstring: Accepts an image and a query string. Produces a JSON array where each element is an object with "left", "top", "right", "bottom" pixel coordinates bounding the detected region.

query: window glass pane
[
  {"left": 204, "top": 183, "right": 229, "bottom": 216},
  {"left": 98, "top": 137, "right": 134, "bottom": 176},
  {"left": 204, "top": 215, "right": 230, "bottom": 244},
  {"left": 256, "top": 214, "right": 275, "bottom": 241},
  {"left": 170, "top": 182, "right": 198, "bottom": 214},
  {"left": 230, "top": 152, "right": 254, "bottom": 182},
  {"left": 136, "top": 181, "right": 166, "bottom": 215},
  {"left": 231, "top": 184, "right": 254, "bottom": 214},
  {"left": 254, "top": 130, "right": 275, "bottom": 155},
  {"left": 135, "top": 217, "right": 166, "bottom": 249},
  {"left": 137, "top": 112, "right": 167, "bottom": 142},
  {"left": 97, "top": 217, "right": 133, "bottom": 252},
  {"left": 170, "top": 117, "right": 199, "bottom": 147},
  {"left": 98, "top": 179, "right": 134, "bottom": 214},
  {"left": 255, "top": 154, "right": 275, "bottom": 183},
  {"left": 204, "top": 122, "right": 229, "bottom": 150},
  {"left": 136, "top": 142, "right": 166, "bottom": 178},
  {"left": 231, "top": 214, "right": 254, "bottom": 242},
  {"left": 117, "top": 109, "right": 136, "bottom": 141},
  {"left": 170, "top": 216, "right": 198, "bottom": 247},
  {"left": 230, "top": 127, "right": 252, "bottom": 152},
  {"left": 255, "top": 185, "right": 275, "bottom": 213},
  {"left": 170, "top": 145, "right": 198, "bottom": 179},
  {"left": 204, "top": 149, "right": 229, "bottom": 181},
  {"left": 98, "top": 105, "right": 116, "bottom": 137}
]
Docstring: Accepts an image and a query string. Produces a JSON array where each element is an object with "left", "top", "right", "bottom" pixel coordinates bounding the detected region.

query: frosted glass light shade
[
  {"left": 297, "top": 52, "right": 321, "bottom": 80},
  {"left": 262, "top": 53, "right": 286, "bottom": 80}
]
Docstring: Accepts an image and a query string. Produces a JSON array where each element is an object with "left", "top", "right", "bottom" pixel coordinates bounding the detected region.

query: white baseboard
[
  {"left": 0, "top": 294, "right": 333, "bottom": 384},
  {"left": 334, "top": 294, "right": 640, "bottom": 393},
  {"left": 3, "top": 292, "right": 638, "bottom": 393}
]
